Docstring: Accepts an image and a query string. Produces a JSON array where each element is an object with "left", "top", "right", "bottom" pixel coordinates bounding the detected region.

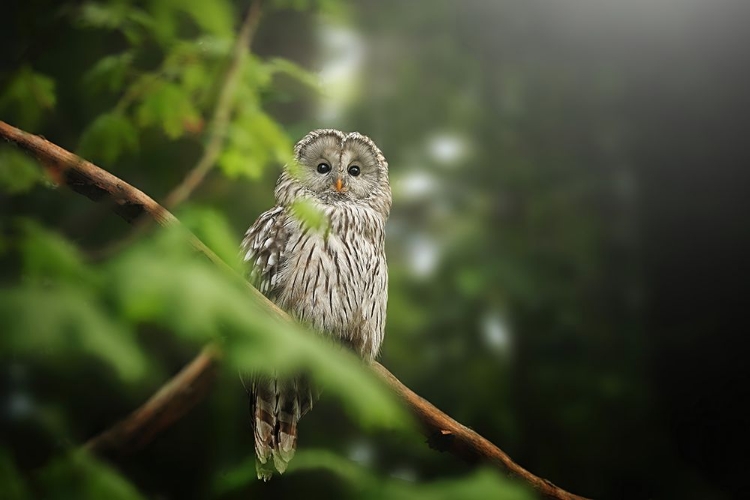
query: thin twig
[
  {"left": 85, "top": 0, "right": 264, "bottom": 259},
  {"left": 0, "top": 119, "right": 590, "bottom": 500},
  {"left": 162, "top": 0, "right": 263, "bottom": 209}
]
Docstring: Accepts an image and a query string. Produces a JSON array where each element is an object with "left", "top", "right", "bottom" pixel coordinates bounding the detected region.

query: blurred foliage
[
  {"left": 217, "top": 449, "right": 533, "bottom": 500},
  {"left": 0, "top": 147, "right": 49, "bottom": 194},
  {"left": 0, "top": 0, "right": 532, "bottom": 497},
  {"left": 2, "top": 0, "right": 746, "bottom": 498},
  {"left": 68, "top": 0, "right": 301, "bottom": 172},
  {"left": 2, "top": 447, "right": 156, "bottom": 500},
  {"left": 0, "top": 66, "right": 56, "bottom": 129},
  {"left": 0, "top": 217, "right": 418, "bottom": 496}
]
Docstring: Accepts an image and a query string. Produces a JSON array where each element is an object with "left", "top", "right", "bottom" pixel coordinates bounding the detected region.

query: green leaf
[
  {"left": 228, "top": 322, "right": 408, "bottom": 429},
  {"left": 214, "top": 450, "right": 371, "bottom": 495},
  {"left": 4, "top": 222, "right": 147, "bottom": 380},
  {"left": 38, "top": 450, "right": 146, "bottom": 500},
  {"left": 391, "top": 469, "right": 534, "bottom": 500},
  {"left": 212, "top": 456, "right": 257, "bottom": 495},
  {"left": 179, "top": 206, "right": 244, "bottom": 274},
  {"left": 0, "top": 147, "right": 45, "bottom": 194},
  {"left": 164, "top": 37, "right": 232, "bottom": 73},
  {"left": 267, "top": 57, "right": 321, "bottom": 91},
  {"left": 290, "top": 198, "right": 329, "bottom": 233},
  {"left": 18, "top": 220, "right": 93, "bottom": 284},
  {"left": 75, "top": 3, "right": 153, "bottom": 44},
  {"left": 288, "top": 451, "right": 536, "bottom": 500},
  {"left": 218, "top": 108, "right": 292, "bottom": 179},
  {"left": 84, "top": 52, "right": 135, "bottom": 94},
  {"left": 217, "top": 147, "right": 261, "bottom": 179},
  {"left": 77, "top": 2, "right": 130, "bottom": 30},
  {"left": 143, "top": 0, "right": 176, "bottom": 44},
  {"left": 122, "top": 8, "right": 158, "bottom": 45},
  {"left": 0, "top": 66, "right": 56, "bottom": 129},
  {"left": 178, "top": 0, "right": 234, "bottom": 37},
  {"left": 146, "top": 0, "right": 233, "bottom": 44},
  {"left": 75, "top": 3, "right": 152, "bottom": 44},
  {"left": 289, "top": 449, "right": 373, "bottom": 485},
  {"left": 194, "top": 36, "right": 234, "bottom": 58},
  {"left": 208, "top": 449, "right": 537, "bottom": 500},
  {"left": 78, "top": 112, "right": 139, "bottom": 164},
  {"left": 104, "top": 230, "right": 233, "bottom": 338},
  {"left": 135, "top": 82, "right": 201, "bottom": 139},
  {"left": 243, "top": 55, "right": 274, "bottom": 92},
  {"left": 180, "top": 63, "right": 209, "bottom": 93},
  {"left": 0, "top": 285, "right": 149, "bottom": 383}
]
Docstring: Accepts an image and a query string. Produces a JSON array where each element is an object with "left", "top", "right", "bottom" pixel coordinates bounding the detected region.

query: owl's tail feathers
[
  {"left": 251, "top": 376, "right": 278, "bottom": 481},
  {"left": 247, "top": 374, "right": 317, "bottom": 481}
]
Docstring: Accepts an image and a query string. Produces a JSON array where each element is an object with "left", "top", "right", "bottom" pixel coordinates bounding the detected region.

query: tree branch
[
  {"left": 0, "top": 120, "right": 590, "bottom": 500},
  {"left": 371, "top": 364, "right": 587, "bottom": 499},
  {"left": 162, "top": 0, "right": 263, "bottom": 209},
  {"left": 85, "top": 345, "right": 221, "bottom": 454},
  {"left": 0, "top": 121, "right": 175, "bottom": 227}
]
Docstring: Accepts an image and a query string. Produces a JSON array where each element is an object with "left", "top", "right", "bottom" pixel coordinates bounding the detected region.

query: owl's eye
[
  {"left": 348, "top": 165, "right": 361, "bottom": 177},
  {"left": 316, "top": 163, "right": 331, "bottom": 174}
]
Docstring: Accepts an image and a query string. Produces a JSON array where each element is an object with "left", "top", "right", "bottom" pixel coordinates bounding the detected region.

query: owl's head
[{"left": 276, "top": 129, "right": 391, "bottom": 217}]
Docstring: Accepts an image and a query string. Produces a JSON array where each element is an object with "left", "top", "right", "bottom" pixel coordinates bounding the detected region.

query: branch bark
[
  {"left": 0, "top": 120, "right": 590, "bottom": 500},
  {"left": 371, "top": 364, "right": 586, "bottom": 499}
]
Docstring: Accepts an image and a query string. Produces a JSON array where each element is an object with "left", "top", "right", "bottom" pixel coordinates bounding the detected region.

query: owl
[{"left": 241, "top": 129, "right": 391, "bottom": 480}]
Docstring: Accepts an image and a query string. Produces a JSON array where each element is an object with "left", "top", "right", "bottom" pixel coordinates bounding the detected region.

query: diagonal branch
[
  {"left": 0, "top": 119, "right": 590, "bottom": 500},
  {"left": 0, "top": 120, "right": 281, "bottom": 313},
  {"left": 162, "top": 0, "right": 263, "bottom": 209},
  {"left": 371, "top": 364, "right": 586, "bottom": 500},
  {"left": 84, "top": 345, "right": 221, "bottom": 454}
]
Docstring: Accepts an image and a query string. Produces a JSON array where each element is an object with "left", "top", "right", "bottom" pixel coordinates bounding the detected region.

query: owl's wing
[
  {"left": 242, "top": 206, "right": 316, "bottom": 479},
  {"left": 241, "top": 206, "right": 289, "bottom": 298}
]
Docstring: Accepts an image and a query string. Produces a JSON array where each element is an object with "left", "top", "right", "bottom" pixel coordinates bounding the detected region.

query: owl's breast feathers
[{"left": 242, "top": 201, "right": 387, "bottom": 361}]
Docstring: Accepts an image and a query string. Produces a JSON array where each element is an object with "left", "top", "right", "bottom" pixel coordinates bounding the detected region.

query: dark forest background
[{"left": 1, "top": 1, "right": 749, "bottom": 499}]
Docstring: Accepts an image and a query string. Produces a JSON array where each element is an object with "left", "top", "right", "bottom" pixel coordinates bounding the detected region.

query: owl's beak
[{"left": 333, "top": 177, "right": 345, "bottom": 192}]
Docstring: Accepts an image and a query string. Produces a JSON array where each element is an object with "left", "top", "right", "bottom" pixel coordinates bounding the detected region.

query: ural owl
[{"left": 241, "top": 129, "right": 391, "bottom": 480}]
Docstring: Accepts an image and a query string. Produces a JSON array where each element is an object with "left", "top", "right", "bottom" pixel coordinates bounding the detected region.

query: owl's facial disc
[{"left": 289, "top": 129, "right": 387, "bottom": 207}]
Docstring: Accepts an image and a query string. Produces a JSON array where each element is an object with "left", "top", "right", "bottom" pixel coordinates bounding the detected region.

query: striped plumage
[{"left": 241, "top": 129, "right": 391, "bottom": 480}]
